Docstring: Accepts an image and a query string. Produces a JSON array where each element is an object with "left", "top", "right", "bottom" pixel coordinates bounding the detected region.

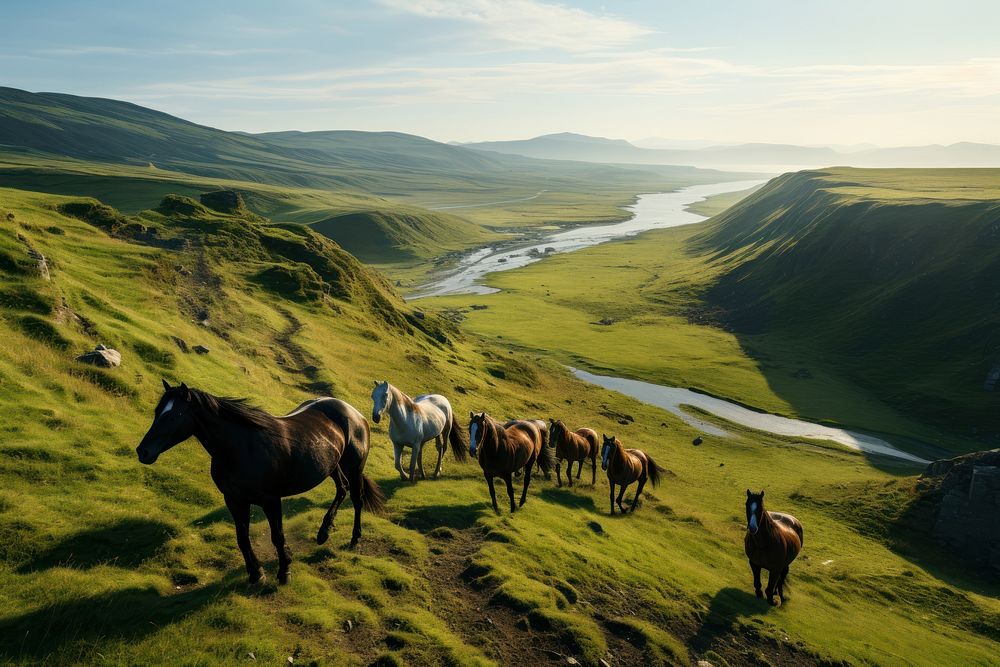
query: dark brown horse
[
  {"left": 601, "top": 435, "right": 663, "bottom": 515},
  {"left": 744, "top": 490, "right": 803, "bottom": 606},
  {"left": 549, "top": 419, "right": 598, "bottom": 487},
  {"left": 470, "top": 412, "right": 553, "bottom": 513},
  {"left": 136, "top": 380, "right": 385, "bottom": 584}
]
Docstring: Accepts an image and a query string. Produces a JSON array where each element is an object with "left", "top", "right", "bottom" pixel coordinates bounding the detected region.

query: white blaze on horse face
[
  {"left": 601, "top": 443, "right": 611, "bottom": 469},
  {"left": 157, "top": 399, "right": 175, "bottom": 421},
  {"left": 748, "top": 502, "right": 759, "bottom": 533},
  {"left": 469, "top": 421, "right": 479, "bottom": 454}
]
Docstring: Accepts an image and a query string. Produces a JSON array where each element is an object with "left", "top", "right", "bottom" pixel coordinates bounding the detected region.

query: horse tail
[
  {"left": 645, "top": 453, "right": 664, "bottom": 488},
  {"left": 361, "top": 474, "right": 387, "bottom": 515},
  {"left": 448, "top": 411, "right": 468, "bottom": 462},
  {"left": 537, "top": 429, "right": 555, "bottom": 475}
]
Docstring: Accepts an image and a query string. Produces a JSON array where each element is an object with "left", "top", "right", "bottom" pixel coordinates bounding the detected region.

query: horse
[
  {"left": 470, "top": 412, "right": 554, "bottom": 513},
  {"left": 504, "top": 418, "right": 551, "bottom": 480},
  {"left": 548, "top": 419, "right": 599, "bottom": 487},
  {"left": 600, "top": 435, "right": 663, "bottom": 515},
  {"left": 371, "top": 381, "right": 466, "bottom": 482},
  {"left": 744, "top": 489, "right": 803, "bottom": 606},
  {"left": 136, "top": 380, "right": 385, "bottom": 585}
]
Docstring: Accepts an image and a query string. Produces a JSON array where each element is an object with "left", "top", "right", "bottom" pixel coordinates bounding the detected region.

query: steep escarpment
[{"left": 691, "top": 168, "right": 1000, "bottom": 438}]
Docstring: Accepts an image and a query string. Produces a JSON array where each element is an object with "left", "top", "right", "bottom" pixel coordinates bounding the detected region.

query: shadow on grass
[
  {"left": 539, "top": 487, "right": 597, "bottom": 512},
  {"left": 0, "top": 575, "right": 255, "bottom": 662},
  {"left": 17, "top": 519, "right": 177, "bottom": 573},
  {"left": 398, "top": 502, "right": 487, "bottom": 533},
  {"left": 690, "top": 586, "right": 768, "bottom": 653},
  {"left": 192, "top": 496, "right": 322, "bottom": 527}
]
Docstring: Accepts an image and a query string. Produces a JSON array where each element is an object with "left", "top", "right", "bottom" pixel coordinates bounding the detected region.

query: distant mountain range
[{"left": 462, "top": 132, "right": 1000, "bottom": 169}]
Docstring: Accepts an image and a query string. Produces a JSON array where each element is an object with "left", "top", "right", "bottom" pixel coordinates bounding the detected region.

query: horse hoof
[
  {"left": 768, "top": 597, "right": 780, "bottom": 607},
  {"left": 278, "top": 572, "right": 290, "bottom": 585},
  {"left": 248, "top": 571, "right": 265, "bottom": 585},
  {"left": 316, "top": 528, "right": 330, "bottom": 545},
  {"left": 755, "top": 589, "right": 764, "bottom": 599}
]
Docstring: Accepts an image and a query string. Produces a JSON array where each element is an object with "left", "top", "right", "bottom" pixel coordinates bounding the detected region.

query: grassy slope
[
  {"left": 0, "top": 183, "right": 998, "bottom": 666},
  {"left": 427, "top": 168, "right": 1000, "bottom": 456}
]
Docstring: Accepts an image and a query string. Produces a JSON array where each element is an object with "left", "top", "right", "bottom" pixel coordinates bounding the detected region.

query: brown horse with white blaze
[
  {"left": 470, "top": 412, "right": 554, "bottom": 513},
  {"left": 744, "top": 489, "right": 803, "bottom": 606},
  {"left": 601, "top": 435, "right": 663, "bottom": 514},
  {"left": 136, "top": 380, "right": 385, "bottom": 585},
  {"left": 549, "top": 419, "right": 599, "bottom": 486}
]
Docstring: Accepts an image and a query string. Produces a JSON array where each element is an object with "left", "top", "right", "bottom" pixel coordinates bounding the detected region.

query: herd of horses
[{"left": 136, "top": 380, "right": 803, "bottom": 606}]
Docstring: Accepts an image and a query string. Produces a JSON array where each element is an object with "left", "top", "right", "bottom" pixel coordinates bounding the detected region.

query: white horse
[{"left": 371, "top": 381, "right": 467, "bottom": 481}]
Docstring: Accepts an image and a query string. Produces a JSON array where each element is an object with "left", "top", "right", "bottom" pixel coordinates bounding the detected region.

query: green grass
[
  {"left": 0, "top": 181, "right": 998, "bottom": 666},
  {"left": 425, "top": 168, "right": 1000, "bottom": 457}
]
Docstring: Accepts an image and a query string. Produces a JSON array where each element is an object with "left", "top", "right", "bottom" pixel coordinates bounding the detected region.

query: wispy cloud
[
  {"left": 122, "top": 54, "right": 1000, "bottom": 115},
  {"left": 378, "top": 0, "right": 651, "bottom": 51}
]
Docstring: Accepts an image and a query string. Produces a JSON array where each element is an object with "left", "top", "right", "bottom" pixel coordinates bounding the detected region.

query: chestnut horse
[
  {"left": 600, "top": 435, "right": 663, "bottom": 515},
  {"left": 744, "top": 489, "right": 803, "bottom": 606},
  {"left": 136, "top": 381, "right": 385, "bottom": 585},
  {"left": 549, "top": 419, "right": 598, "bottom": 487},
  {"left": 504, "top": 418, "right": 551, "bottom": 480},
  {"left": 470, "top": 412, "right": 554, "bottom": 513}
]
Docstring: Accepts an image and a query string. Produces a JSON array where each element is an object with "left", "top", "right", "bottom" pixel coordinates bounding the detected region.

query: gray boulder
[{"left": 76, "top": 344, "right": 122, "bottom": 368}]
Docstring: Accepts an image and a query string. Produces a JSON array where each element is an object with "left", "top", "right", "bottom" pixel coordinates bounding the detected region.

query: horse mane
[{"left": 189, "top": 389, "right": 281, "bottom": 432}]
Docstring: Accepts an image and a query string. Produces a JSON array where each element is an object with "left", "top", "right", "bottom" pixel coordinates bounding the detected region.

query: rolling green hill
[
  {"left": 692, "top": 168, "right": 1000, "bottom": 437},
  {"left": 0, "top": 171, "right": 999, "bottom": 665}
]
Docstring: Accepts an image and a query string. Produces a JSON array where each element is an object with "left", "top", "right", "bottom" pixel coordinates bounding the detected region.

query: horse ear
[
  {"left": 759, "top": 489, "right": 765, "bottom": 498},
  {"left": 373, "top": 380, "right": 378, "bottom": 387},
  {"left": 746, "top": 489, "right": 752, "bottom": 497},
  {"left": 470, "top": 411, "right": 474, "bottom": 418},
  {"left": 179, "top": 382, "right": 190, "bottom": 399},
  {"left": 162, "top": 378, "right": 171, "bottom": 391}
]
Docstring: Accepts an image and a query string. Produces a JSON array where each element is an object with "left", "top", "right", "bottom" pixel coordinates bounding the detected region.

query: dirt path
[{"left": 273, "top": 306, "right": 334, "bottom": 395}]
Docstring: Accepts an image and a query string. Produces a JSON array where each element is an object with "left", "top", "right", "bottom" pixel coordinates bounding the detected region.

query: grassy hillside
[
  {"left": 691, "top": 168, "right": 1000, "bottom": 439},
  {"left": 2, "top": 183, "right": 999, "bottom": 666},
  {"left": 0, "top": 88, "right": 740, "bottom": 204},
  {"left": 426, "top": 168, "right": 1000, "bottom": 456}
]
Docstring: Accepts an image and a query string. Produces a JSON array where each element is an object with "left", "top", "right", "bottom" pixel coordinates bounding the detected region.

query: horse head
[
  {"left": 601, "top": 434, "right": 618, "bottom": 471},
  {"left": 136, "top": 379, "right": 198, "bottom": 464},
  {"left": 746, "top": 489, "right": 765, "bottom": 535},
  {"left": 469, "top": 412, "right": 490, "bottom": 456},
  {"left": 549, "top": 418, "right": 565, "bottom": 445},
  {"left": 370, "top": 380, "right": 390, "bottom": 424}
]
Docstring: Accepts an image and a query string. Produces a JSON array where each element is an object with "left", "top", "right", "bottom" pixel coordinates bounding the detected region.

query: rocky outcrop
[
  {"left": 922, "top": 450, "right": 1000, "bottom": 574},
  {"left": 199, "top": 190, "right": 247, "bottom": 214},
  {"left": 75, "top": 344, "right": 121, "bottom": 368}
]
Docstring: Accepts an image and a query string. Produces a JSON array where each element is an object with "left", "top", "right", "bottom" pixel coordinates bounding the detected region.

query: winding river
[
  {"left": 411, "top": 180, "right": 927, "bottom": 464},
  {"left": 409, "top": 179, "right": 765, "bottom": 299}
]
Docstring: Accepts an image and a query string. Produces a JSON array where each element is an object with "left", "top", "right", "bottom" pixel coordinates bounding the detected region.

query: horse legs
[
  {"left": 520, "top": 460, "right": 534, "bottom": 507},
  {"left": 765, "top": 568, "right": 780, "bottom": 606},
  {"left": 556, "top": 458, "right": 563, "bottom": 487},
  {"left": 629, "top": 474, "right": 647, "bottom": 513},
  {"left": 348, "top": 468, "right": 364, "bottom": 548},
  {"left": 591, "top": 456, "right": 597, "bottom": 485},
  {"left": 224, "top": 495, "right": 262, "bottom": 583},
  {"left": 393, "top": 441, "right": 409, "bottom": 481},
  {"left": 504, "top": 473, "right": 517, "bottom": 513},
  {"left": 750, "top": 562, "right": 763, "bottom": 598},
  {"left": 486, "top": 473, "right": 500, "bottom": 514},
  {"left": 262, "top": 497, "right": 292, "bottom": 584},
  {"left": 408, "top": 441, "right": 422, "bottom": 483},
  {"left": 777, "top": 565, "right": 790, "bottom": 604},
  {"left": 432, "top": 435, "right": 445, "bottom": 479},
  {"left": 317, "top": 467, "right": 349, "bottom": 545},
  {"left": 609, "top": 482, "right": 616, "bottom": 515},
  {"left": 576, "top": 460, "right": 583, "bottom": 481},
  {"left": 616, "top": 484, "right": 628, "bottom": 514}
]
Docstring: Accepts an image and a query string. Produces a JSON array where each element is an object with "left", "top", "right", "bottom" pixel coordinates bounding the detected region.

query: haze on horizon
[{"left": 2, "top": 0, "right": 999, "bottom": 148}]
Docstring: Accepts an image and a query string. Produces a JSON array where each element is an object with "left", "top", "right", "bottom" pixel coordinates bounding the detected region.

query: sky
[{"left": 2, "top": 0, "right": 1000, "bottom": 146}]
